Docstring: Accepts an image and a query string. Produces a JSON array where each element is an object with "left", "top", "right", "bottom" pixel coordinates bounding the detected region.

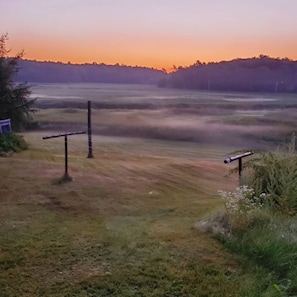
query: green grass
[
  {"left": 208, "top": 142, "right": 297, "bottom": 296},
  {"left": 3, "top": 84, "right": 297, "bottom": 296},
  {"left": 217, "top": 214, "right": 297, "bottom": 296},
  {"left": 0, "top": 132, "right": 252, "bottom": 297}
]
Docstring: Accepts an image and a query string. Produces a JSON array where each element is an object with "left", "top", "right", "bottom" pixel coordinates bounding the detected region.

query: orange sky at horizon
[
  {"left": 2, "top": 0, "right": 297, "bottom": 71},
  {"left": 11, "top": 34, "right": 297, "bottom": 71}
]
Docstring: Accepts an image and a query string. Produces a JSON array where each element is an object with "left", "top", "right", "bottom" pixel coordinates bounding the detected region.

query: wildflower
[{"left": 218, "top": 185, "right": 263, "bottom": 215}]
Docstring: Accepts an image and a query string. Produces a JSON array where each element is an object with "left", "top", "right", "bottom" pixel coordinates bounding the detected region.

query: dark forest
[
  {"left": 159, "top": 56, "right": 297, "bottom": 93},
  {"left": 15, "top": 60, "right": 166, "bottom": 84},
  {"left": 15, "top": 56, "right": 297, "bottom": 93}
]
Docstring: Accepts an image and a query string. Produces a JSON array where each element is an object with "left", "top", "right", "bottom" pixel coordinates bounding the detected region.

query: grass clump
[
  {"left": 201, "top": 185, "right": 297, "bottom": 296},
  {"left": 219, "top": 213, "right": 297, "bottom": 296},
  {"left": 0, "top": 133, "right": 28, "bottom": 153},
  {"left": 205, "top": 135, "right": 297, "bottom": 296},
  {"left": 248, "top": 153, "right": 297, "bottom": 216}
]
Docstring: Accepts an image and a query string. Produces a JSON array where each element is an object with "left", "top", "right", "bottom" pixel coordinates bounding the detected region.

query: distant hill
[
  {"left": 15, "top": 59, "right": 166, "bottom": 84},
  {"left": 158, "top": 56, "right": 297, "bottom": 93},
  {"left": 15, "top": 56, "right": 297, "bottom": 93}
]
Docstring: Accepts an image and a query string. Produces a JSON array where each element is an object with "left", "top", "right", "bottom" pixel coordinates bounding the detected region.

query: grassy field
[
  {"left": 32, "top": 83, "right": 297, "bottom": 148},
  {"left": 1, "top": 84, "right": 297, "bottom": 296},
  {"left": 1, "top": 132, "right": 244, "bottom": 297}
]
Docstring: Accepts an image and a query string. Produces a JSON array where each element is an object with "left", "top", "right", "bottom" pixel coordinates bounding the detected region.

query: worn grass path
[{"left": 0, "top": 132, "right": 257, "bottom": 296}]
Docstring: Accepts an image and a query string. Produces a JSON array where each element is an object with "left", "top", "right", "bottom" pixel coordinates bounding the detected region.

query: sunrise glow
[{"left": 1, "top": 0, "right": 297, "bottom": 71}]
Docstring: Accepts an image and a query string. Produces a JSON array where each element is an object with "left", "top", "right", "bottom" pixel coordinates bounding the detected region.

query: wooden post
[
  {"left": 238, "top": 157, "right": 242, "bottom": 177},
  {"left": 87, "top": 100, "right": 93, "bottom": 158},
  {"left": 64, "top": 135, "right": 69, "bottom": 180}
]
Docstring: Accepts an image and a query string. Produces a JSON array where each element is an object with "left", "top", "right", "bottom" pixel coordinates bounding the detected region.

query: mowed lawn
[
  {"left": 3, "top": 83, "right": 294, "bottom": 296},
  {"left": 0, "top": 132, "right": 257, "bottom": 297}
]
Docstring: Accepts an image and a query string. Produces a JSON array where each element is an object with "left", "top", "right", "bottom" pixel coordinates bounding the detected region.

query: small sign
[{"left": 0, "top": 119, "right": 12, "bottom": 134}]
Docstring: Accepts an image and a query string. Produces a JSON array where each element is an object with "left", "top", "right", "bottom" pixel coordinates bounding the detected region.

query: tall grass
[
  {"left": 209, "top": 135, "right": 297, "bottom": 296},
  {"left": 219, "top": 214, "right": 297, "bottom": 296},
  {"left": 245, "top": 134, "right": 297, "bottom": 215}
]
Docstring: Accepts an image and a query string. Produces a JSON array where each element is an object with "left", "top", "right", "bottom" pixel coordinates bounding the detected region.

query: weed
[
  {"left": 0, "top": 133, "right": 28, "bottom": 153},
  {"left": 243, "top": 135, "right": 297, "bottom": 215},
  {"left": 208, "top": 135, "right": 297, "bottom": 296}
]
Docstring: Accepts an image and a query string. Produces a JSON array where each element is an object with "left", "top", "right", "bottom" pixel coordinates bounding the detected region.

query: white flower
[{"left": 218, "top": 186, "right": 263, "bottom": 215}]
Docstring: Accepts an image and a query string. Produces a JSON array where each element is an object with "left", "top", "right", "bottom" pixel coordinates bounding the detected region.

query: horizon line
[{"left": 14, "top": 54, "right": 297, "bottom": 73}]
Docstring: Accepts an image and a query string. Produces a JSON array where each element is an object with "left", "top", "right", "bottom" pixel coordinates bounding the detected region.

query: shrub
[
  {"left": 219, "top": 185, "right": 263, "bottom": 215},
  {"left": 247, "top": 150, "right": 297, "bottom": 216},
  {"left": 226, "top": 135, "right": 297, "bottom": 215},
  {"left": 213, "top": 186, "right": 297, "bottom": 296},
  {"left": 208, "top": 135, "right": 297, "bottom": 296},
  {"left": 0, "top": 133, "right": 28, "bottom": 153},
  {"left": 217, "top": 186, "right": 268, "bottom": 234}
]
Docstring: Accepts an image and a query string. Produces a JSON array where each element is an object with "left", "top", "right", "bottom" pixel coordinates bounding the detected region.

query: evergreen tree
[{"left": 0, "top": 33, "right": 35, "bottom": 131}]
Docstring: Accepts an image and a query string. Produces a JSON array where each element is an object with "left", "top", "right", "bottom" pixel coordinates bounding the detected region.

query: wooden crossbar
[
  {"left": 224, "top": 151, "right": 253, "bottom": 179},
  {"left": 42, "top": 131, "right": 86, "bottom": 140}
]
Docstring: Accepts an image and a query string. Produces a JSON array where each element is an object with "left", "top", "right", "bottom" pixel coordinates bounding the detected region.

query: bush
[
  {"left": 245, "top": 144, "right": 297, "bottom": 216},
  {"left": 217, "top": 186, "right": 267, "bottom": 233},
  {"left": 0, "top": 133, "right": 28, "bottom": 153},
  {"left": 210, "top": 186, "right": 297, "bottom": 296},
  {"left": 210, "top": 134, "right": 297, "bottom": 296}
]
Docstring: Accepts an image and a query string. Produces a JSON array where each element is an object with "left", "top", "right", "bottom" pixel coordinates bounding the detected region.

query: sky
[{"left": 1, "top": 0, "right": 297, "bottom": 71}]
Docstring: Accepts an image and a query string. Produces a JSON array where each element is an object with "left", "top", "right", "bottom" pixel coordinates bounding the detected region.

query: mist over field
[{"left": 32, "top": 83, "right": 297, "bottom": 150}]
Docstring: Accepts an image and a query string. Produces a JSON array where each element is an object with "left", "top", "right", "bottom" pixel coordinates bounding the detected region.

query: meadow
[
  {"left": 32, "top": 83, "right": 297, "bottom": 148},
  {"left": 1, "top": 83, "right": 297, "bottom": 296}
]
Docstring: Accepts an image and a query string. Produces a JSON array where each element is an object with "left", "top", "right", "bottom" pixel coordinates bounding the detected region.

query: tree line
[
  {"left": 158, "top": 56, "right": 297, "bottom": 93},
  {"left": 16, "top": 60, "right": 166, "bottom": 84},
  {"left": 13, "top": 54, "right": 297, "bottom": 93}
]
